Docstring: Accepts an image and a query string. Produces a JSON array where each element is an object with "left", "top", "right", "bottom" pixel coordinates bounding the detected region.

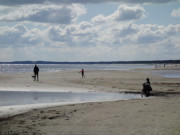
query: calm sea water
[
  {"left": 1, "top": 64, "right": 180, "bottom": 78},
  {"left": 0, "top": 64, "right": 154, "bottom": 73}
]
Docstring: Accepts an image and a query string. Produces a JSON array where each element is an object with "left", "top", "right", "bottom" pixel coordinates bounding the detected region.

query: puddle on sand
[
  {"left": 151, "top": 70, "right": 180, "bottom": 78},
  {"left": 0, "top": 90, "right": 141, "bottom": 118},
  {"left": 0, "top": 91, "right": 141, "bottom": 106}
]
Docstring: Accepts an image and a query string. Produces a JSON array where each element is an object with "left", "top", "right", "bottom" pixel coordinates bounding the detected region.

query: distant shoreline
[{"left": 0, "top": 60, "right": 180, "bottom": 64}]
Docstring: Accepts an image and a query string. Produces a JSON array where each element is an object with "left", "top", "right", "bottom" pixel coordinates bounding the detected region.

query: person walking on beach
[
  {"left": 34, "top": 64, "right": 39, "bottom": 81},
  {"left": 80, "top": 69, "right": 85, "bottom": 78}
]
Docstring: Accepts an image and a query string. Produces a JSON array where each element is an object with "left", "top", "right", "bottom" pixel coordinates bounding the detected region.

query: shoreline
[
  {"left": 0, "top": 90, "right": 141, "bottom": 119},
  {"left": 0, "top": 94, "right": 180, "bottom": 135},
  {"left": 0, "top": 89, "right": 179, "bottom": 120},
  {"left": 0, "top": 69, "right": 180, "bottom": 135}
]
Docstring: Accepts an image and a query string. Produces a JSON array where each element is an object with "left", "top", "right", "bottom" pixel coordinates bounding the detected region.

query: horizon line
[{"left": 0, "top": 59, "right": 180, "bottom": 64}]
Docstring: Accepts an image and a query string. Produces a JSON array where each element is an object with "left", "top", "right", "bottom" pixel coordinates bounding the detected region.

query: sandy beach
[{"left": 0, "top": 68, "right": 180, "bottom": 135}]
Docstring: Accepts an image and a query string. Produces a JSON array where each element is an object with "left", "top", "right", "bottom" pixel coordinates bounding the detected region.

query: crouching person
[{"left": 141, "top": 78, "right": 152, "bottom": 97}]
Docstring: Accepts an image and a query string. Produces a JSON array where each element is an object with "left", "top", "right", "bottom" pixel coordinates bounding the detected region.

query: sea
[
  {"left": 1, "top": 63, "right": 180, "bottom": 78},
  {"left": 0, "top": 64, "right": 154, "bottom": 73}
]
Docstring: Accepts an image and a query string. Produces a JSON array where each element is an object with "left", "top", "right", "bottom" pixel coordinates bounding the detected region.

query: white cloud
[
  {"left": 0, "top": 24, "right": 46, "bottom": 47},
  {"left": 0, "top": 0, "right": 179, "bottom": 62},
  {"left": 0, "top": 3, "right": 180, "bottom": 61},
  {"left": 171, "top": 7, "right": 180, "bottom": 18},
  {"left": 47, "top": 22, "right": 96, "bottom": 47},
  {"left": 92, "top": 5, "right": 146, "bottom": 23},
  {"left": 0, "top": 25, "right": 26, "bottom": 47},
  {"left": 48, "top": 26, "right": 72, "bottom": 43},
  {"left": 112, "top": 24, "right": 138, "bottom": 37},
  {"left": 91, "top": 15, "right": 107, "bottom": 23},
  {"left": 109, "top": 4, "right": 146, "bottom": 21},
  {"left": 0, "top": 4, "right": 86, "bottom": 24},
  {"left": 135, "top": 24, "right": 180, "bottom": 44},
  {"left": 1, "top": 22, "right": 180, "bottom": 48}
]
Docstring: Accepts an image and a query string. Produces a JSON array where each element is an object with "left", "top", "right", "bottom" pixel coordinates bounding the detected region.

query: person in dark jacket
[
  {"left": 146, "top": 78, "right": 151, "bottom": 85},
  {"left": 142, "top": 78, "right": 152, "bottom": 97},
  {"left": 34, "top": 64, "right": 39, "bottom": 81}
]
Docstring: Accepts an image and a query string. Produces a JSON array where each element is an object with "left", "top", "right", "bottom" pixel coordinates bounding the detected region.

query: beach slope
[{"left": 0, "top": 69, "right": 180, "bottom": 135}]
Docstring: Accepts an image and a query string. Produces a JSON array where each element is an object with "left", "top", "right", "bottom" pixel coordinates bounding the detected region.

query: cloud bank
[
  {"left": 0, "top": 21, "right": 180, "bottom": 61},
  {"left": 0, "top": 2, "right": 179, "bottom": 61},
  {"left": 0, "top": 4, "right": 86, "bottom": 24},
  {"left": 0, "top": 4, "right": 145, "bottom": 24},
  {"left": 0, "top": 0, "right": 178, "bottom": 6}
]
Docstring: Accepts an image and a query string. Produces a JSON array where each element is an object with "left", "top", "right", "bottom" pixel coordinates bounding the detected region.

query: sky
[{"left": 0, "top": 0, "right": 180, "bottom": 62}]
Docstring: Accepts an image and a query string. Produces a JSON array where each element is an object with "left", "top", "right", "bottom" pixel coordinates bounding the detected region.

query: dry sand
[{"left": 0, "top": 68, "right": 180, "bottom": 135}]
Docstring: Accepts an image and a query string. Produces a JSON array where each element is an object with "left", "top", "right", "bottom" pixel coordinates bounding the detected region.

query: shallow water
[
  {"left": 0, "top": 91, "right": 141, "bottom": 118},
  {"left": 0, "top": 91, "right": 141, "bottom": 106},
  {"left": 151, "top": 70, "right": 180, "bottom": 78}
]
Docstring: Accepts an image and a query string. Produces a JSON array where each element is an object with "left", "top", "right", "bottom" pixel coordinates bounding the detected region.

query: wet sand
[{"left": 0, "top": 68, "right": 180, "bottom": 135}]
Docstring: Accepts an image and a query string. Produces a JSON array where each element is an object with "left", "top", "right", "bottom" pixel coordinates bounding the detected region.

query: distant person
[
  {"left": 80, "top": 69, "right": 85, "bottom": 78},
  {"left": 34, "top": 64, "right": 39, "bottom": 81},
  {"left": 141, "top": 78, "right": 152, "bottom": 97}
]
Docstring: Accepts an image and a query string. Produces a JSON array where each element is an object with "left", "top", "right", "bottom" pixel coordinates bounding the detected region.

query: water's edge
[{"left": 0, "top": 91, "right": 142, "bottom": 119}]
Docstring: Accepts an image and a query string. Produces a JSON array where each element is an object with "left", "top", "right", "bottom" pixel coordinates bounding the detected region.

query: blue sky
[{"left": 0, "top": 0, "right": 180, "bottom": 62}]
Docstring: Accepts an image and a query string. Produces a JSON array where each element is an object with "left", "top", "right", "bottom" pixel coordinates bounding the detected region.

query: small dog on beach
[{"left": 32, "top": 75, "right": 35, "bottom": 79}]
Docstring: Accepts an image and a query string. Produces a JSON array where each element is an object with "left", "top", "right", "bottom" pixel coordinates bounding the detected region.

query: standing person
[
  {"left": 34, "top": 64, "right": 39, "bottom": 81},
  {"left": 80, "top": 69, "right": 85, "bottom": 78}
]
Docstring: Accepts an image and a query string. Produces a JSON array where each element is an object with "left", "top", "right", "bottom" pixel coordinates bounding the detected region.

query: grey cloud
[
  {"left": 0, "top": 4, "right": 86, "bottom": 24},
  {"left": 165, "top": 25, "right": 180, "bottom": 35},
  {"left": 137, "top": 34, "right": 166, "bottom": 43},
  {"left": 0, "top": 24, "right": 41, "bottom": 47},
  {"left": 48, "top": 27, "right": 71, "bottom": 42},
  {"left": 0, "top": 25, "right": 26, "bottom": 46},
  {"left": 136, "top": 24, "right": 180, "bottom": 44},
  {"left": 48, "top": 23, "right": 95, "bottom": 45},
  {"left": 0, "top": 0, "right": 178, "bottom": 6},
  {"left": 113, "top": 24, "right": 138, "bottom": 37},
  {"left": 23, "top": 7, "right": 74, "bottom": 24}
]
